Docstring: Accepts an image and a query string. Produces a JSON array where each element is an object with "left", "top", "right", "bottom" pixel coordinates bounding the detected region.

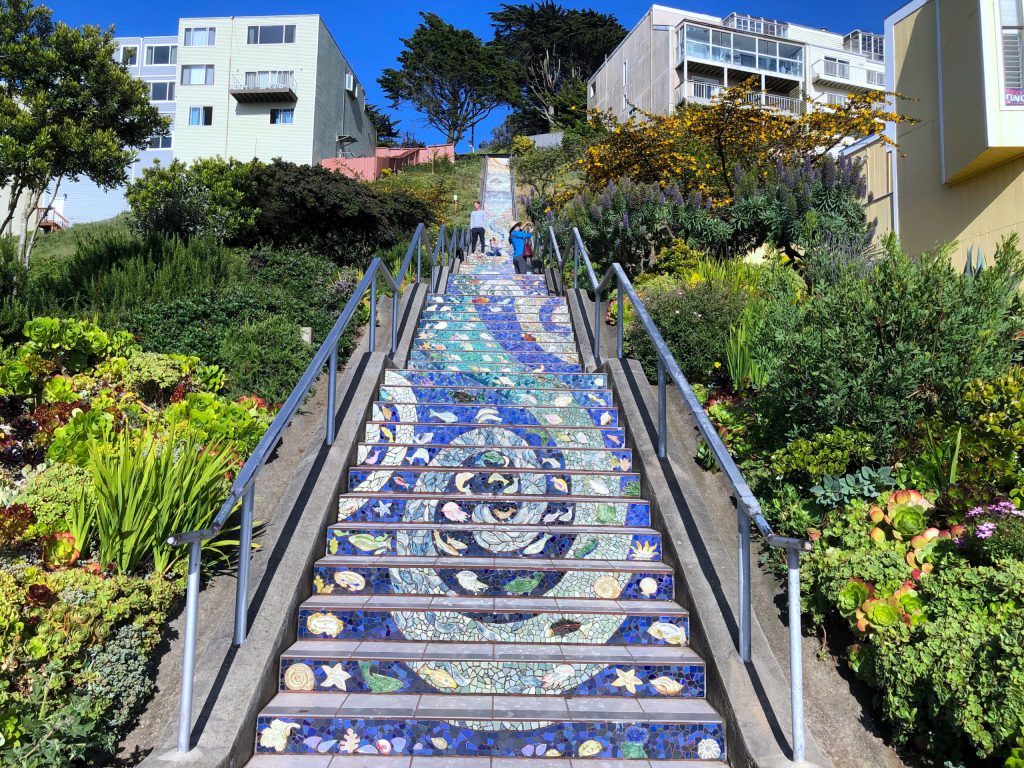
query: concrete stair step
[
  {"left": 254, "top": 693, "right": 723, "bottom": 760},
  {"left": 278, "top": 639, "right": 703, "bottom": 697},
  {"left": 325, "top": 522, "right": 662, "bottom": 562},
  {"left": 363, "top": 421, "right": 627, "bottom": 449},
  {"left": 409, "top": 350, "right": 580, "bottom": 367},
  {"left": 346, "top": 466, "right": 641, "bottom": 498},
  {"left": 371, "top": 402, "right": 617, "bottom": 427},
  {"left": 407, "top": 361, "right": 584, "bottom": 374},
  {"left": 312, "top": 556, "right": 674, "bottom": 600},
  {"left": 384, "top": 370, "right": 606, "bottom": 390},
  {"left": 356, "top": 443, "right": 633, "bottom": 473},
  {"left": 337, "top": 495, "right": 651, "bottom": 527},
  {"left": 377, "top": 384, "right": 612, "bottom": 407},
  {"left": 296, "top": 594, "right": 689, "bottom": 646}
]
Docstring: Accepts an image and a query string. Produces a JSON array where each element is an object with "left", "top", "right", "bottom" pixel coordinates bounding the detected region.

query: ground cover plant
[{"left": 0, "top": 317, "right": 275, "bottom": 765}]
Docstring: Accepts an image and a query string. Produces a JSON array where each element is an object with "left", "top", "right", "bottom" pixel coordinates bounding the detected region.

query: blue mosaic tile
[
  {"left": 377, "top": 385, "right": 613, "bottom": 408},
  {"left": 362, "top": 422, "right": 629, "bottom": 450},
  {"left": 385, "top": 369, "right": 607, "bottom": 390},
  {"left": 346, "top": 468, "right": 642, "bottom": 498},
  {"left": 255, "top": 714, "right": 724, "bottom": 759},
  {"left": 337, "top": 497, "right": 652, "bottom": 527},
  {"left": 356, "top": 443, "right": 633, "bottom": 473},
  {"left": 370, "top": 403, "right": 617, "bottom": 428},
  {"left": 410, "top": 349, "right": 581, "bottom": 367},
  {"left": 408, "top": 361, "right": 585, "bottom": 374}
]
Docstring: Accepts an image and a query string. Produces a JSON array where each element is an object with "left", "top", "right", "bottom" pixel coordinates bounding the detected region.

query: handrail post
[
  {"left": 326, "top": 341, "right": 338, "bottom": 445},
  {"left": 657, "top": 358, "right": 667, "bottom": 458},
  {"left": 391, "top": 284, "right": 399, "bottom": 356},
  {"left": 593, "top": 283, "right": 602, "bottom": 364},
  {"left": 616, "top": 288, "right": 624, "bottom": 358},
  {"left": 739, "top": 505, "right": 752, "bottom": 663},
  {"left": 233, "top": 483, "right": 255, "bottom": 645},
  {"left": 416, "top": 242, "right": 422, "bottom": 284},
  {"left": 369, "top": 278, "right": 378, "bottom": 352},
  {"left": 176, "top": 540, "right": 202, "bottom": 752},
  {"left": 573, "top": 241, "right": 579, "bottom": 290},
  {"left": 788, "top": 547, "right": 806, "bottom": 763}
]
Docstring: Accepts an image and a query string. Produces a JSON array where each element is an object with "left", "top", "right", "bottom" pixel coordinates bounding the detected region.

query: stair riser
[
  {"left": 426, "top": 299, "right": 562, "bottom": 309},
  {"left": 409, "top": 362, "right": 584, "bottom": 373},
  {"left": 385, "top": 370, "right": 606, "bottom": 390},
  {"left": 415, "top": 341, "right": 579, "bottom": 354},
  {"left": 415, "top": 331, "right": 575, "bottom": 344},
  {"left": 278, "top": 656, "right": 702, "bottom": 697},
  {"left": 420, "top": 321, "right": 572, "bottom": 332},
  {"left": 421, "top": 312, "right": 569, "bottom": 324},
  {"left": 338, "top": 497, "right": 652, "bottom": 527},
  {"left": 363, "top": 422, "right": 627, "bottom": 449},
  {"left": 312, "top": 564, "right": 674, "bottom": 600},
  {"left": 326, "top": 528, "right": 662, "bottom": 561},
  {"left": 410, "top": 350, "right": 580, "bottom": 367},
  {"left": 255, "top": 715, "right": 722, "bottom": 760},
  {"left": 447, "top": 287, "right": 550, "bottom": 296},
  {"left": 377, "top": 386, "right": 612, "bottom": 407},
  {"left": 297, "top": 608, "right": 688, "bottom": 646},
  {"left": 371, "top": 403, "right": 617, "bottom": 427},
  {"left": 347, "top": 468, "right": 642, "bottom": 498},
  {"left": 356, "top": 444, "right": 633, "bottom": 473}
]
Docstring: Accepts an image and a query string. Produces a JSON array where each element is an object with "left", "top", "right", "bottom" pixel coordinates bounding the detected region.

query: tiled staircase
[{"left": 248, "top": 160, "right": 726, "bottom": 764}]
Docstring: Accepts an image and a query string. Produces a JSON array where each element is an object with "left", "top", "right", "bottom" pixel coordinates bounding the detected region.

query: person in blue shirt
[{"left": 509, "top": 223, "right": 532, "bottom": 274}]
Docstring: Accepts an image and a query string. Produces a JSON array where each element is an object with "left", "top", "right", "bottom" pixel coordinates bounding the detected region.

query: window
[
  {"left": 148, "top": 134, "right": 173, "bottom": 149},
  {"left": 247, "top": 24, "right": 296, "bottom": 44},
  {"left": 1001, "top": 0, "right": 1024, "bottom": 104},
  {"left": 149, "top": 81, "right": 175, "bottom": 101},
  {"left": 825, "top": 92, "right": 848, "bottom": 106},
  {"left": 181, "top": 64, "right": 215, "bottom": 85},
  {"left": 867, "top": 70, "right": 885, "bottom": 87},
  {"left": 824, "top": 56, "right": 851, "bottom": 79},
  {"left": 589, "top": 82, "right": 596, "bottom": 98},
  {"left": 622, "top": 60, "right": 627, "bottom": 86},
  {"left": 270, "top": 108, "right": 295, "bottom": 124},
  {"left": 145, "top": 45, "right": 177, "bottom": 65},
  {"left": 188, "top": 106, "right": 213, "bottom": 126},
  {"left": 184, "top": 27, "right": 216, "bottom": 46},
  {"left": 119, "top": 46, "right": 138, "bottom": 66}
]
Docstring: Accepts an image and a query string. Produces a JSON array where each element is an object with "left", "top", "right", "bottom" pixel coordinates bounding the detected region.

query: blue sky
[{"left": 46, "top": 0, "right": 897, "bottom": 150}]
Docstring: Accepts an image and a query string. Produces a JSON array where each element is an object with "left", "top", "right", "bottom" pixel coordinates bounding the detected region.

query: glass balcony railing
[
  {"left": 678, "top": 24, "right": 804, "bottom": 79},
  {"left": 675, "top": 79, "right": 804, "bottom": 115}
]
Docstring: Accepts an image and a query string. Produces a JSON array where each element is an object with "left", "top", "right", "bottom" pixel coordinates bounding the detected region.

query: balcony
[
  {"left": 36, "top": 207, "right": 69, "bottom": 233},
  {"left": 229, "top": 72, "right": 297, "bottom": 103},
  {"left": 675, "top": 79, "right": 805, "bottom": 115},
  {"left": 812, "top": 59, "right": 885, "bottom": 92}
]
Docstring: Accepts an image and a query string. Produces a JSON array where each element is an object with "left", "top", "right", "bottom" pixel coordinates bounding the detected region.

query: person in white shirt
[{"left": 469, "top": 201, "right": 486, "bottom": 254}]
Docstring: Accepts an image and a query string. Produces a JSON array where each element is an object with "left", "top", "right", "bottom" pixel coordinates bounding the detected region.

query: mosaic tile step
[
  {"left": 419, "top": 311, "right": 569, "bottom": 324},
  {"left": 278, "top": 639, "right": 704, "bottom": 697},
  {"left": 363, "top": 421, "right": 628, "bottom": 450},
  {"left": 384, "top": 370, "right": 607, "bottom": 390},
  {"left": 425, "top": 296, "right": 560, "bottom": 309},
  {"left": 446, "top": 280, "right": 549, "bottom": 289},
  {"left": 406, "top": 362, "right": 585, "bottom": 374},
  {"left": 346, "top": 467, "right": 641, "bottom": 498},
  {"left": 337, "top": 495, "right": 651, "bottom": 527},
  {"left": 409, "top": 350, "right": 580, "bottom": 367},
  {"left": 325, "top": 522, "right": 662, "bottom": 562},
  {"left": 415, "top": 330, "right": 575, "bottom": 344},
  {"left": 312, "top": 556, "right": 674, "bottom": 600},
  {"left": 419, "top": 320, "right": 573, "bottom": 333},
  {"left": 447, "top": 286, "right": 551, "bottom": 297},
  {"left": 254, "top": 693, "right": 724, "bottom": 760},
  {"left": 246, "top": 756, "right": 716, "bottom": 768},
  {"left": 377, "top": 384, "right": 612, "bottom": 407},
  {"left": 370, "top": 402, "right": 617, "bottom": 427},
  {"left": 297, "top": 594, "right": 689, "bottom": 645},
  {"left": 355, "top": 443, "right": 633, "bottom": 473},
  {"left": 413, "top": 340, "right": 580, "bottom": 356}
]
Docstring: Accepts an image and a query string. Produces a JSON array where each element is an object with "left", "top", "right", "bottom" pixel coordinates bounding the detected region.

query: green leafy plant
[
  {"left": 770, "top": 428, "right": 876, "bottom": 489},
  {"left": 88, "top": 427, "right": 234, "bottom": 575},
  {"left": 810, "top": 466, "right": 895, "bottom": 509}
]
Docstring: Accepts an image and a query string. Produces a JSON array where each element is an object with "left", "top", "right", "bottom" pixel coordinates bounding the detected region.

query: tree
[
  {"left": 582, "top": 78, "right": 914, "bottom": 202},
  {"left": 365, "top": 103, "right": 401, "bottom": 147},
  {"left": 379, "top": 13, "right": 513, "bottom": 147},
  {"left": 490, "top": 2, "right": 625, "bottom": 133},
  {"left": 0, "top": 0, "right": 167, "bottom": 263}
]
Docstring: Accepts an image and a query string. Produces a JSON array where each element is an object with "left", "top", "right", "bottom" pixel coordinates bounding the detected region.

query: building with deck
[{"left": 586, "top": 5, "right": 885, "bottom": 120}]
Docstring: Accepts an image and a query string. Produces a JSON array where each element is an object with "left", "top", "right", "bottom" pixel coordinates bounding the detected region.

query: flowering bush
[{"left": 963, "top": 501, "right": 1024, "bottom": 565}]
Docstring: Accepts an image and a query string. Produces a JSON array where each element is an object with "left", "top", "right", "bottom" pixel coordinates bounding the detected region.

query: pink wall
[{"left": 322, "top": 144, "right": 457, "bottom": 181}]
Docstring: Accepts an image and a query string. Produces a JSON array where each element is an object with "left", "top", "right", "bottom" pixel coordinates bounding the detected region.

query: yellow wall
[
  {"left": 891, "top": 0, "right": 1024, "bottom": 268},
  {"left": 847, "top": 137, "right": 895, "bottom": 241}
]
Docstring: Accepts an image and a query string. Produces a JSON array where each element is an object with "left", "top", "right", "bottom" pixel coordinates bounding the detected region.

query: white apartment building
[
  {"left": 587, "top": 5, "right": 886, "bottom": 120},
  {"left": 2, "top": 14, "right": 374, "bottom": 234}
]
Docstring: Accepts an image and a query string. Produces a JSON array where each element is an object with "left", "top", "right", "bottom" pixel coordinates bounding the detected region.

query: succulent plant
[{"left": 838, "top": 578, "right": 874, "bottom": 618}]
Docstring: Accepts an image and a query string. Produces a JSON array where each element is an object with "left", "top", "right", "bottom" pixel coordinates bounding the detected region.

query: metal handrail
[
  {"left": 545, "top": 225, "right": 811, "bottom": 763},
  {"left": 168, "top": 221, "right": 450, "bottom": 753}
]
